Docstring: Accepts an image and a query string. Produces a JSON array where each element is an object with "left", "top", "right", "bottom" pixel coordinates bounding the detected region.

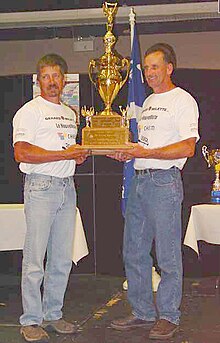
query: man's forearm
[
  {"left": 14, "top": 142, "right": 68, "bottom": 163},
  {"left": 144, "top": 138, "right": 196, "bottom": 160},
  {"left": 14, "top": 142, "right": 88, "bottom": 163},
  {"left": 112, "top": 137, "right": 197, "bottom": 161}
]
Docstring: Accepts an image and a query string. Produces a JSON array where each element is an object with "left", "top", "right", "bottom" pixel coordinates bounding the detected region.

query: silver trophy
[{"left": 202, "top": 145, "right": 220, "bottom": 203}]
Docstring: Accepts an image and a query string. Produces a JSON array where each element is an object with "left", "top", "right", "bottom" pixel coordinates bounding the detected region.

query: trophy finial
[{"left": 103, "top": 2, "right": 118, "bottom": 32}]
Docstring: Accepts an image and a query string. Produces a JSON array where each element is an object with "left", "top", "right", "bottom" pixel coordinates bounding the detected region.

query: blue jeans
[
  {"left": 20, "top": 173, "right": 76, "bottom": 326},
  {"left": 124, "top": 167, "right": 183, "bottom": 325}
]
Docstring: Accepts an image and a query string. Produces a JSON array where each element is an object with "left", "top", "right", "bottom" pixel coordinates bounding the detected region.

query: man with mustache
[
  {"left": 13, "top": 53, "right": 88, "bottom": 342},
  {"left": 109, "top": 43, "right": 199, "bottom": 340}
]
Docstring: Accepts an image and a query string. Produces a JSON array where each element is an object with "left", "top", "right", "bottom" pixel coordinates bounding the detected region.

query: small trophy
[
  {"left": 80, "top": 2, "right": 131, "bottom": 155},
  {"left": 202, "top": 145, "right": 220, "bottom": 203}
]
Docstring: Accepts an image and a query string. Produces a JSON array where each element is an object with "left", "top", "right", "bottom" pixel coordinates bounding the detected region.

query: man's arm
[
  {"left": 14, "top": 141, "right": 89, "bottom": 163},
  {"left": 107, "top": 137, "right": 196, "bottom": 162}
]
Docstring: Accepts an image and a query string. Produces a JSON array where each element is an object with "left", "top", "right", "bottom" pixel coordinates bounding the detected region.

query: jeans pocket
[
  {"left": 151, "top": 169, "right": 176, "bottom": 187},
  {"left": 27, "top": 177, "right": 52, "bottom": 192}
]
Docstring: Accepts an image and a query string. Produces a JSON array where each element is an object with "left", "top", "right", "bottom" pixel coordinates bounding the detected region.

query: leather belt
[{"left": 135, "top": 167, "right": 176, "bottom": 175}]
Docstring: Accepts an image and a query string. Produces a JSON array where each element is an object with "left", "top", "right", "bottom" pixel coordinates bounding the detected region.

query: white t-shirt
[
  {"left": 13, "top": 96, "right": 77, "bottom": 178},
  {"left": 134, "top": 87, "right": 200, "bottom": 171}
]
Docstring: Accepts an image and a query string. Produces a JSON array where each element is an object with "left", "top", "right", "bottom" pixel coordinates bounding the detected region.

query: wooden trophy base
[
  {"left": 81, "top": 126, "right": 131, "bottom": 155},
  {"left": 82, "top": 145, "right": 132, "bottom": 156}
]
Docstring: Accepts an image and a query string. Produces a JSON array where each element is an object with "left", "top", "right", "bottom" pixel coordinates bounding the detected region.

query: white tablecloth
[
  {"left": 0, "top": 204, "right": 89, "bottom": 264},
  {"left": 183, "top": 204, "right": 220, "bottom": 255}
]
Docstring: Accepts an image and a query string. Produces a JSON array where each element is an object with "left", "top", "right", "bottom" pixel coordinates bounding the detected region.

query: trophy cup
[
  {"left": 80, "top": 2, "right": 131, "bottom": 155},
  {"left": 202, "top": 145, "right": 220, "bottom": 203}
]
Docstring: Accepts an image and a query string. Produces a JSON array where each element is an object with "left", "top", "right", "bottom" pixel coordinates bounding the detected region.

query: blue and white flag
[{"left": 121, "top": 15, "right": 146, "bottom": 217}]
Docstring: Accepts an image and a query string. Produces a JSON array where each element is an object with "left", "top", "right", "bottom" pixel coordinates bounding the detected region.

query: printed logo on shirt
[
  {"left": 143, "top": 106, "right": 167, "bottom": 112},
  {"left": 56, "top": 123, "right": 76, "bottom": 129},
  {"left": 141, "top": 106, "right": 168, "bottom": 120},
  {"left": 138, "top": 122, "right": 155, "bottom": 132},
  {"left": 189, "top": 123, "right": 198, "bottom": 133},
  {"left": 142, "top": 114, "right": 158, "bottom": 120},
  {"left": 57, "top": 132, "right": 67, "bottom": 140},
  {"left": 57, "top": 132, "right": 76, "bottom": 140},
  {"left": 45, "top": 116, "right": 74, "bottom": 121},
  {"left": 138, "top": 136, "right": 149, "bottom": 146},
  {"left": 62, "top": 143, "right": 70, "bottom": 150},
  {"left": 14, "top": 128, "right": 26, "bottom": 138}
]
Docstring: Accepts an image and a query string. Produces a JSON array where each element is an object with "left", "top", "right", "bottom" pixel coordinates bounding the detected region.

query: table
[
  {"left": 0, "top": 204, "right": 89, "bottom": 264},
  {"left": 184, "top": 204, "right": 220, "bottom": 294},
  {"left": 183, "top": 204, "right": 220, "bottom": 255}
]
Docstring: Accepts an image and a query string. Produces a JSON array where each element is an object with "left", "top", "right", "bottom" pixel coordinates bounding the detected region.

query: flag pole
[{"left": 129, "top": 7, "right": 135, "bottom": 49}]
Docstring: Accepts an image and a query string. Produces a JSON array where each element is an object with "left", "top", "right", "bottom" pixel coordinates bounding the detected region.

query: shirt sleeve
[
  {"left": 13, "top": 104, "right": 38, "bottom": 145},
  {"left": 175, "top": 92, "right": 200, "bottom": 142}
]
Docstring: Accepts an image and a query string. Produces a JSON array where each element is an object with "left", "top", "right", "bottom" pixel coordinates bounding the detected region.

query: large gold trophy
[{"left": 81, "top": 2, "right": 131, "bottom": 154}]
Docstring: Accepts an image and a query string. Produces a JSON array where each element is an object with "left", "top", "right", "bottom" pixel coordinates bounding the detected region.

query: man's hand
[
  {"left": 107, "top": 143, "right": 148, "bottom": 161},
  {"left": 106, "top": 152, "right": 131, "bottom": 162},
  {"left": 75, "top": 156, "right": 88, "bottom": 165},
  {"left": 65, "top": 144, "right": 89, "bottom": 161}
]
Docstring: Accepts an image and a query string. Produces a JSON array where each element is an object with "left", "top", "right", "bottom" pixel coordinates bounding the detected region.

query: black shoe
[
  {"left": 149, "top": 319, "right": 179, "bottom": 340},
  {"left": 111, "top": 314, "right": 155, "bottom": 331}
]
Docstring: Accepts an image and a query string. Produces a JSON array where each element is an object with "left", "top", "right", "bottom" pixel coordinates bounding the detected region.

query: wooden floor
[{"left": 1, "top": 274, "right": 220, "bottom": 343}]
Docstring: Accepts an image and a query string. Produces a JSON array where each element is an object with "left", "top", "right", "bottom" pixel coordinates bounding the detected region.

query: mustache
[{"left": 48, "top": 84, "right": 58, "bottom": 89}]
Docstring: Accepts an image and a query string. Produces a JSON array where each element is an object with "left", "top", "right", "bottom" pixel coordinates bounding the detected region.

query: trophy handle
[
  {"left": 120, "top": 58, "right": 130, "bottom": 89},
  {"left": 88, "top": 60, "right": 97, "bottom": 87},
  {"left": 202, "top": 145, "right": 211, "bottom": 167}
]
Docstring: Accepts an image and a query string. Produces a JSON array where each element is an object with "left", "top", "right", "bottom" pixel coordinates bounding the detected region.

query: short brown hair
[
  {"left": 36, "top": 53, "right": 68, "bottom": 78},
  {"left": 144, "top": 43, "right": 177, "bottom": 70}
]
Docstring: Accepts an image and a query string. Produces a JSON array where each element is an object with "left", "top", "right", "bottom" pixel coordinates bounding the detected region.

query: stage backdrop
[{"left": 0, "top": 70, "right": 220, "bottom": 277}]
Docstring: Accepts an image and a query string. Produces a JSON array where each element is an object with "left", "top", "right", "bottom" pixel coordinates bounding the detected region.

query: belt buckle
[{"left": 135, "top": 169, "right": 147, "bottom": 175}]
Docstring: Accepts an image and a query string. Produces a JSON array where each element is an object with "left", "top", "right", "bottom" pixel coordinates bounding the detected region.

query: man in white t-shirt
[
  {"left": 13, "top": 54, "right": 88, "bottom": 343},
  {"left": 109, "top": 43, "right": 199, "bottom": 340}
]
